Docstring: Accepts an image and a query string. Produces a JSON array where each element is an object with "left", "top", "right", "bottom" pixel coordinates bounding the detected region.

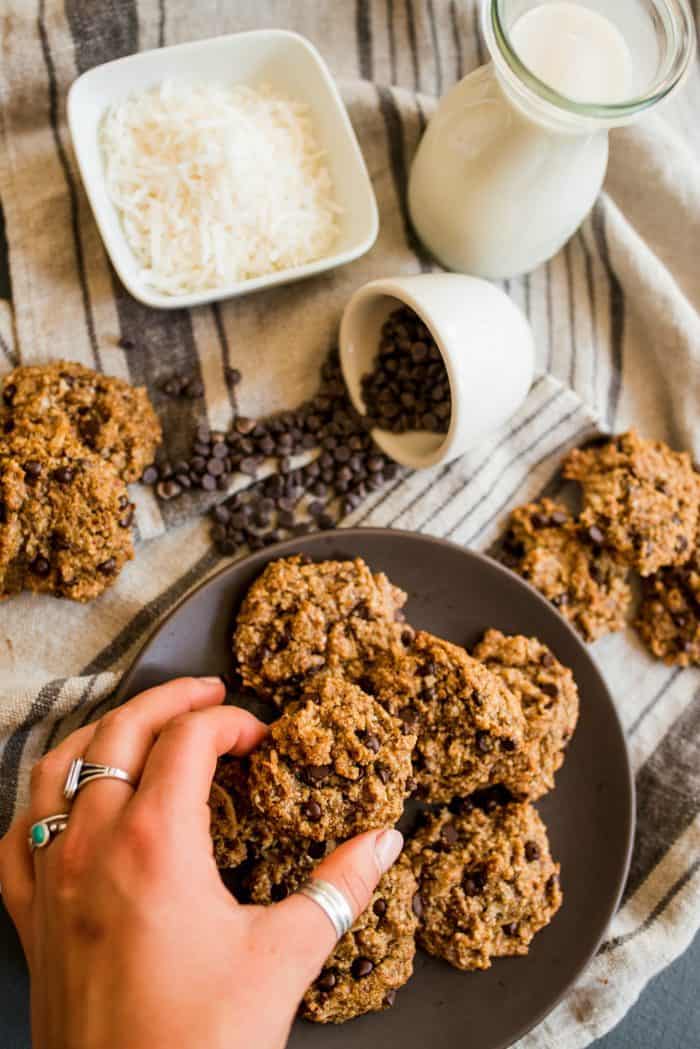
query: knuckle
[
  {"left": 30, "top": 751, "right": 62, "bottom": 793},
  {"left": 338, "top": 868, "right": 374, "bottom": 918},
  {"left": 97, "top": 705, "right": 134, "bottom": 734},
  {"left": 52, "top": 831, "right": 89, "bottom": 900},
  {"left": 165, "top": 712, "right": 199, "bottom": 737},
  {"left": 120, "top": 806, "right": 161, "bottom": 856}
]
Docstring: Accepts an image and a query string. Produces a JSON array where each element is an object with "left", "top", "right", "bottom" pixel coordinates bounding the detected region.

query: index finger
[{"left": 131, "top": 706, "right": 268, "bottom": 821}]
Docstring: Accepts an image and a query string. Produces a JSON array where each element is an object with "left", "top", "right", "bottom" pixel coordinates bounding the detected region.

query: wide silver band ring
[
  {"left": 299, "top": 878, "right": 355, "bottom": 940},
  {"left": 63, "top": 758, "right": 135, "bottom": 801},
  {"left": 29, "top": 814, "right": 69, "bottom": 852}
]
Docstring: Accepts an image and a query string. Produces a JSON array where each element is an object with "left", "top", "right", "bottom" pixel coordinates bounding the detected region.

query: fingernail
[
  {"left": 199, "top": 676, "right": 224, "bottom": 686},
  {"left": 374, "top": 828, "right": 404, "bottom": 874}
]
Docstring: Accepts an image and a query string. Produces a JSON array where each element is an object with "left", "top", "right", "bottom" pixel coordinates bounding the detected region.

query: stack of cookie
[
  {"left": 210, "top": 553, "right": 579, "bottom": 1024},
  {"left": 500, "top": 430, "right": 700, "bottom": 666},
  {"left": 0, "top": 362, "right": 161, "bottom": 601}
]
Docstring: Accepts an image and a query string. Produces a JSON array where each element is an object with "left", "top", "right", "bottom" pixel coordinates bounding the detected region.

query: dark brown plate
[{"left": 116, "top": 527, "right": 634, "bottom": 1049}]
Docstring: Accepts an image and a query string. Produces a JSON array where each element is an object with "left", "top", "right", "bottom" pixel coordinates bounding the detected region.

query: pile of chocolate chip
[
  {"left": 360, "top": 306, "right": 451, "bottom": 435},
  {"left": 142, "top": 349, "right": 401, "bottom": 556}
]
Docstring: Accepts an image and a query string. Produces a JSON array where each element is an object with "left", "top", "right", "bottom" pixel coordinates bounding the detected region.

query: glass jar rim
[{"left": 486, "top": 0, "right": 697, "bottom": 124}]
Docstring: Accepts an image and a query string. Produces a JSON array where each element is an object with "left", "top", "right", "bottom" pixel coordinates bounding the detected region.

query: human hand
[{"left": 0, "top": 677, "right": 404, "bottom": 1049}]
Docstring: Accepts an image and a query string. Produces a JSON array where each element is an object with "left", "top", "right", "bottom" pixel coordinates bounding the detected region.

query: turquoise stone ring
[{"left": 28, "top": 814, "right": 69, "bottom": 852}]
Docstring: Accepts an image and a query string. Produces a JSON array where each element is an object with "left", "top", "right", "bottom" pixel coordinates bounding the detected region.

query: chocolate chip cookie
[
  {"left": 501, "top": 498, "right": 631, "bottom": 641},
  {"left": 234, "top": 555, "right": 410, "bottom": 707},
  {"left": 209, "top": 756, "right": 276, "bottom": 868},
  {"left": 563, "top": 431, "right": 700, "bottom": 577},
  {"left": 368, "top": 632, "right": 525, "bottom": 804},
  {"left": 247, "top": 672, "right": 416, "bottom": 843},
  {"left": 1, "top": 360, "right": 162, "bottom": 483},
  {"left": 302, "top": 859, "right": 418, "bottom": 1023},
  {"left": 635, "top": 542, "right": 700, "bottom": 666},
  {"left": 0, "top": 413, "right": 133, "bottom": 601},
  {"left": 407, "top": 802, "right": 562, "bottom": 971},
  {"left": 208, "top": 781, "right": 248, "bottom": 869},
  {"left": 243, "top": 837, "right": 335, "bottom": 905},
  {"left": 472, "top": 630, "right": 579, "bottom": 799}
]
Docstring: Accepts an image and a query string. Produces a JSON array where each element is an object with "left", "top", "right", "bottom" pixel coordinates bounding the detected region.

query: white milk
[
  {"left": 408, "top": 2, "right": 636, "bottom": 279},
  {"left": 510, "top": 2, "right": 634, "bottom": 104}
]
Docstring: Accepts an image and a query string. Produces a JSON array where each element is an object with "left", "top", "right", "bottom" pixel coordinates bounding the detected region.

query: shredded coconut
[{"left": 100, "top": 79, "right": 341, "bottom": 295}]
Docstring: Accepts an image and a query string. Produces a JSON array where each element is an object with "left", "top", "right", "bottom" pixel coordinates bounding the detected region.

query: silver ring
[
  {"left": 299, "top": 878, "right": 355, "bottom": 940},
  {"left": 63, "top": 758, "right": 135, "bottom": 801},
  {"left": 29, "top": 814, "right": 69, "bottom": 852}
]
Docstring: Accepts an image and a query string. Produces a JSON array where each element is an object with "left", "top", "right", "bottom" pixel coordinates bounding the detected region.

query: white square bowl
[{"left": 67, "top": 30, "right": 379, "bottom": 310}]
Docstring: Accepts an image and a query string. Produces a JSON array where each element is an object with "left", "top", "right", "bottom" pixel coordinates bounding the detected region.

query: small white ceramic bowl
[
  {"left": 67, "top": 30, "right": 378, "bottom": 310},
  {"left": 339, "top": 274, "right": 535, "bottom": 469}
]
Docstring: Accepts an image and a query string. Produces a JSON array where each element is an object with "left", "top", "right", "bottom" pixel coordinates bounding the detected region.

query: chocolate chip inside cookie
[
  {"left": 563, "top": 430, "right": 700, "bottom": 577},
  {"left": 407, "top": 802, "right": 562, "bottom": 971},
  {"left": 234, "top": 555, "right": 409, "bottom": 707},
  {"left": 301, "top": 859, "right": 418, "bottom": 1023},
  {"left": 0, "top": 413, "right": 133, "bottom": 601},
  {"left": 635, "top": 542, "right": 700, "bottom": 666},
  {"left": 501, "top": 498, "right": 631, "bottom": 641},
  {"left": 1, "top": 360, "right": 161, "bottom": 483},
  {"left": 472, "top": 629, "right": 579, "bottom": 799},
  {"left": 367, "top": 631, "right": 525, "bottom": 804},
  {"left": 247, "top": 672, "right": 416, "bottom": 842}
]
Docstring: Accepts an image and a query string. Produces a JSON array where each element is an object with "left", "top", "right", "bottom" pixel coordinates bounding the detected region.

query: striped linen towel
[{"left": 0, "top": 3, "right": 699, "bottom": 1046}]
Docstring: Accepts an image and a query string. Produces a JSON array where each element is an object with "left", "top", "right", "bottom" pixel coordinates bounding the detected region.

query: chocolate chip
[
  {"left": 53, "top": 466, "right": 75, "bottom": 485},
  {"left": 475, "top": 730, "right": 493, "bottom": 754},
  {"left": 235, "top": 416, "right": 256, "bottom": 436},
  {"left": 462, "top": 867, "right": 487, "bottom": 896},
  {"left": 141, "top": 465, "right": 159, "bottom": 485},
  {"left": 31, "top": 556, "right": 51, "bottom": 577},
  {"left": 118, "top": 336, "right": 135, "bottom": 350},
  {"left": 302, "top": 800, "right": 323, "bottom": 823},
  {"left": 97, "top": 558, "right": 117, "bottom": 575},
  {"left": 270, "top": 883, "right": 288, "bottom": 902},
  {"left": 206, "top": 458, "right": 225, "bottom": 477},
  {"left": 540, "top": 681, "right": 559, "bottom": 698},
  {"left": 23, "top": 460, "right": 43, "bottom": 480},
  {"left": 441, "top": 822, "right": 458, "bottom": 847},
  {"left": 2, "top": 383, "right": 16, "bottom": 405},
  {"left": 546, "top": 873, "right": 559, "bottom": 895},
  {"left": 502, "top": 922, "right": 519, "bottom": 937},
  {"left": 364, "top": 733, "right": 381, "bottom": 753},
  {"left": 399, "top": 706, "right": 418, "bottom": 732},
  {"left": 540, "top": 651, "right": 555, "bottom": 667},
  {"left": 676, "top": 535, "right": 689, "bottom": 553},
  {"left": 239, "top": 457, "right": 259, "bottom": 477},
  {"left": 119, "top": 505, "right": 135, "bottom": 529},
  {"left": 525, "top": 840, "right": 540, "bottom": 862},
  {"left": 156, "top": 479, "right": 182, "bottom": 500},
  {"left": 317, "top": 970, "right": 337, "bottom": 992},
  {"left": 587, "top": 525, "right": 605, "bottom": 545},
  {"left": 500, "top": 738, "right": 516, "bottom": 753},
  {"left": 376, "top": 764, "right": 391, "bottom": 785},
  {"left": 225, "top": 367, "right": 242, "bottom": 385},
  {"left": 351, "top": 957, "right": 374, "bottom": 979},
  {"left": 307, "top": 840, "right": 327, "bottom": 860},
  {"left": 383, "top": 989, "right": 397, "bottom": 1008},
  {"left": 373, "top": 898, "right": 388, "bottom": 917},
  {"left": 549, "top": 510, "right": 569, "bottom": 525},
  {"left": 305, "top": 764, "right": 332, "bottom": 785}
]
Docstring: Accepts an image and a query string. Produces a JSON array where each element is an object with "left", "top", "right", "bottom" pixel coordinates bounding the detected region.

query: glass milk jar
[{"left": 408, "top": 0, "right": 696, "bottom": 280}]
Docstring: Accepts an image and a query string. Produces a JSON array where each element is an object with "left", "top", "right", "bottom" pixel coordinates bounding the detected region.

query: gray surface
[{"left": 0, "top": 198, "right": 696, "bottom": 1049}]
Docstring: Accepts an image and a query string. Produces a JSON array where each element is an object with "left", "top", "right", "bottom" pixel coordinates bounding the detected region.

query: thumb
[{"left": 268, "top": 827, "right": 404, "bottom": 985}]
